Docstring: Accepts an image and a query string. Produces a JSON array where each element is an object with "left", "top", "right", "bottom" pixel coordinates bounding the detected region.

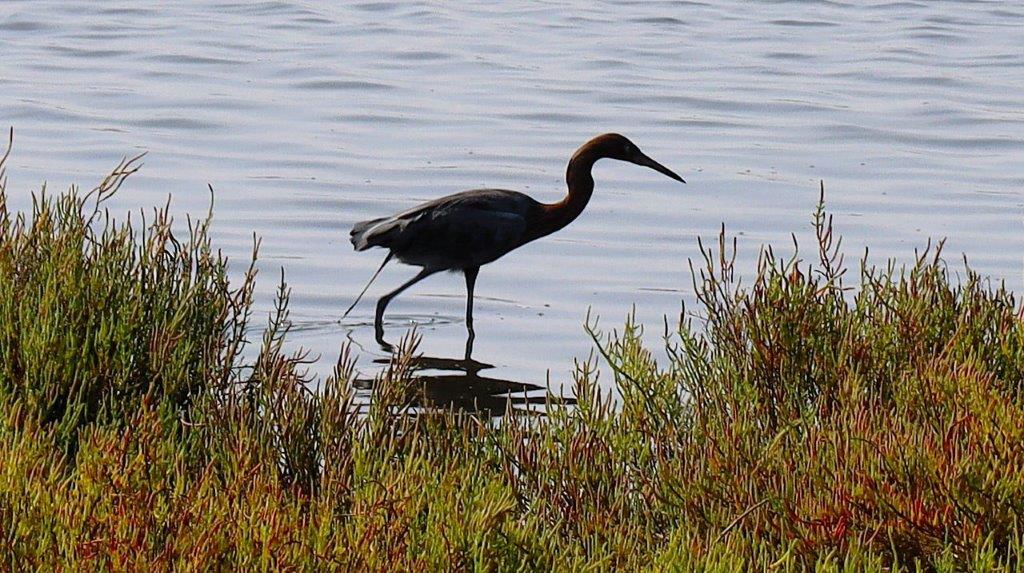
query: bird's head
[{"left": 588, "top": 133, "right": 686, "bottom": 184}]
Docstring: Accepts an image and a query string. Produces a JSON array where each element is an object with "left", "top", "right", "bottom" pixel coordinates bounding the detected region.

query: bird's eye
[{"left": 624, "top": 144, "right": 634, "bottom": 154}]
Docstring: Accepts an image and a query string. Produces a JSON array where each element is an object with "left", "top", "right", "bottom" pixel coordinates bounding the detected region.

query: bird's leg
[
  {"left": 342, "top": 251, "right": 392, "bottom": 319},
  {"left": 463, "top": 266, "right": 479, "bottom": 360},
  {"left": 375, "top": 267, "right": 436, "bottom": 351}
]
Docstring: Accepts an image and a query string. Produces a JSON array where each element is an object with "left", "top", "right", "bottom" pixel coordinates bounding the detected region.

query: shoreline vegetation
[{"left": 2, "top": 144, "right": 1023, "bottom": 570}]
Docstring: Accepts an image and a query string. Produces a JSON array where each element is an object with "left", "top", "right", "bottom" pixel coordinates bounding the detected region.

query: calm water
[{"left": 2, "top": 1, "right": 1023, "bottom": 393}]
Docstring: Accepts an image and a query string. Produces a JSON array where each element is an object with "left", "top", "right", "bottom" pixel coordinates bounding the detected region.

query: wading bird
[{"left": 344, "top": 133, "right": 685, "bottom": 352}]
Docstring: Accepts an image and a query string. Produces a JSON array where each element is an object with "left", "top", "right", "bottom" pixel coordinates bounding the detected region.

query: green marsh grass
[{"left": 1, "top": 138, "right": 1022, "bottom": 570}]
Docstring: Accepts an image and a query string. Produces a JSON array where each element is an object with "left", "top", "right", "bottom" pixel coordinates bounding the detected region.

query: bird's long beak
[{"left": 634, "top": 152, "right": 686, "bottom": 184}]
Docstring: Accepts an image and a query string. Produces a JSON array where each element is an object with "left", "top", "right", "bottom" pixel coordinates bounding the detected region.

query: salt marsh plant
[{"left": 0, "top": 135, "right": 1022, "bottom": 570}]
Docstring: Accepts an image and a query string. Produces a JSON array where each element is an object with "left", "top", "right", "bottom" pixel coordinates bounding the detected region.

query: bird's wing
[
  {"left": 394, "top": 189, "right": 532, "bottom": 220},
  {"left": 397, "top": 200, "right": 531, "bottom": 265},
  {"left": 352, "top": 189, "right": 538, "bottom": 255}
]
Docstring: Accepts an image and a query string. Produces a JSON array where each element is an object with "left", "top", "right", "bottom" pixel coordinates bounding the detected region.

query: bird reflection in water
[{"left": 353, "top": 337, "right": 573, "bottom": 416}]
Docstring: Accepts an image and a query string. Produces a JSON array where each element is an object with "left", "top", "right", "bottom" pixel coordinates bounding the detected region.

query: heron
[{"left": 344, "top": 133, "right": 685, "bottom": 352}]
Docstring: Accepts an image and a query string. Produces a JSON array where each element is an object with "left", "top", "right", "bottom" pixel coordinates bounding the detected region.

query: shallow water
[{"left": 2, "top": 1, "right": 1023, "bottom": 393}]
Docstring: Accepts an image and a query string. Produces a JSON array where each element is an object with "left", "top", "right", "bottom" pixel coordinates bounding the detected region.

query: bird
[{"left": 343, "top": 133, "right": 685, "bottom": 353}]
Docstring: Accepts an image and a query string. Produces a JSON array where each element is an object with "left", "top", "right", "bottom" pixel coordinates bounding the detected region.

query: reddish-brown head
[{"left": 577, "top": 133, "right": 686, "bottom": 183}]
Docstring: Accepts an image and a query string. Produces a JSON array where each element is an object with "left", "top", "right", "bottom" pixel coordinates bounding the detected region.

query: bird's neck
[{"left": 532, "top": 150, "right": 597, "bottom": 240}]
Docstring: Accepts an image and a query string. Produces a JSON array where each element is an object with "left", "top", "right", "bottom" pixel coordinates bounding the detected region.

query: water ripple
[{"left": 294, "top": 79, "right": 396, "bottom": 91}]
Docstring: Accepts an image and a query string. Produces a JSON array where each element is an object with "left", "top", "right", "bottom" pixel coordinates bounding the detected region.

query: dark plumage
[
  {"left": 350, "top": 188, "right": 540, "bottom": 269},
  {"left": 344, "top": 133, "right": 685, "bottom": 352}
]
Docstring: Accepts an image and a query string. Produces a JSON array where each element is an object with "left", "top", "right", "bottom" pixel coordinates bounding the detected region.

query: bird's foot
[
  {"left": 376, "top": 335, "right": 396, "bottom": 354},
  {"left": 374, "top": 321, "right": 394, "bottom": 353}
]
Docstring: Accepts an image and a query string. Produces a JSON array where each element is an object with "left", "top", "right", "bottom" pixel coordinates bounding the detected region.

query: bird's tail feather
[
  {"left": 350, "top": 216, "right": 388, "bottom": 251},
  {"left": 341, "top": 251, "right": 393, "bottom": 319}
]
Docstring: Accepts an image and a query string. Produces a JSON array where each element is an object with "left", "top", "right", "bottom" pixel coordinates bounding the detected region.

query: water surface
[{"left": 2, "top": 1, "right": 1022, "bottom": 391}]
